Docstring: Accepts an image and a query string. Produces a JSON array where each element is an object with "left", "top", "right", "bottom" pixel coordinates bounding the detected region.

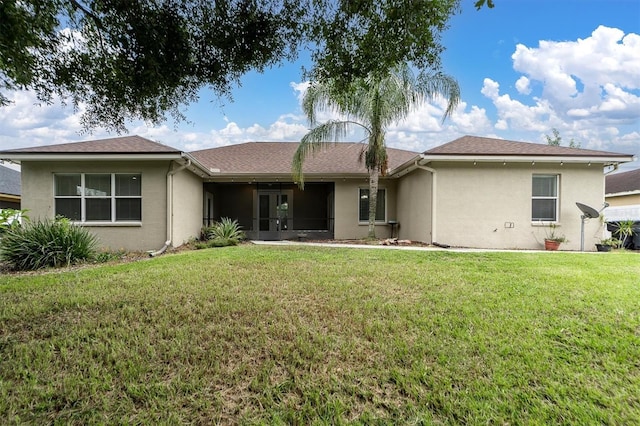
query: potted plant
[
  {"left": 544, "top": 223, "right": 566, "bottom": 251},
  {"left": 595, "top": 237, "right": 619, "bottom": 252}
]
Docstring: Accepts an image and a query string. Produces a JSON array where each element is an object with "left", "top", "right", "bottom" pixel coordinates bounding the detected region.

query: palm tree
[{"left": 292, "top": 64, "right": 460, "bottom": 238}]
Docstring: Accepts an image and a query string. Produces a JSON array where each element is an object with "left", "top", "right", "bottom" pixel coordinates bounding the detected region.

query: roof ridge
[
  {"left": 189, "top": 140, "right": 419, "bottom": 155},
  {"left": 0, "top": 135, "right": 181, "bottom": 154},
  {"left": 424, "top": 135, "right": 631, "bottom": 157}
]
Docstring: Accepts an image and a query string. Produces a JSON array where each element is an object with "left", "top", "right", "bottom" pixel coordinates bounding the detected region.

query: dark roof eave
[
  {"left": 419, "top": 153, "right": 634, "bottom": 163},
  {"left": 435, "top": 153, "right": 633, "bottom": 158},
  {"left": 204, "top": 172, "right": 375, "bottom": 181}
]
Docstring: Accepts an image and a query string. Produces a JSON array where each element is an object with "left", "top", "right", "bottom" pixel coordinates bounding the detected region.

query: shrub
[
  {"left": 0, "top": 217, "right": 98, "bottom": 270},
  {"left": 202, "top": 217, "right": 245, "bottom": 247}
]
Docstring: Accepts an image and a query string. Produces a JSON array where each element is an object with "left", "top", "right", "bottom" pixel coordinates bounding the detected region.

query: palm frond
[
  {"left": 292, "top": 120, "right": 362, "bottom": 188},
  {"left": 416, "top": 71, "right": 461, "bottom": 122},
  {"left": 303, "top": 81, "right": 352, "bottom": 126}
]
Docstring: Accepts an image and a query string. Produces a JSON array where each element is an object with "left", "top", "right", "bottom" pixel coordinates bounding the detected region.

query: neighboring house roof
[
  {"left": 1, "top": 135, "right": 180, "bottom": 154},
  {"left": 191, "top": 142, "right": 419, "bottom": 176},
  {"left": 422, "top": 135, "right": 633, "bottom": 160},
  {"left": 605, "top": 168, "right": 640, "bottom": 195},
  {"left": 0, "top": 164, "right": 21, "bottom": 196}
]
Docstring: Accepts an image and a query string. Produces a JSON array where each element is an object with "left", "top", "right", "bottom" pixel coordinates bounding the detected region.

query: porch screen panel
[
  {"left": 279, "top": 194, "right": 289, "bottom": 230},
  {"left": 259, "top": 194, "right": 270, "bottom": 231}
]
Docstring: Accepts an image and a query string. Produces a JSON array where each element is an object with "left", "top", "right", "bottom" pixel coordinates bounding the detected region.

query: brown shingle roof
[
  {"left": 606, "top": 168, "right": 640, "bottom": 194},
  {"left": 1, "top": 136, "right": 180, "bottom": 154},
  {"left": 190, "top": 142, "right": 419, "bottom": 175},
  {"left": 424, "top": 135, "right": 631, "bottom": 158}
]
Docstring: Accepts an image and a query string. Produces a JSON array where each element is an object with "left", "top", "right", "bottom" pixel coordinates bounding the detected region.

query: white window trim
[
  {"left": 54, "top": 173, "right": 142, "bottom": 224},
  {"left": 531, "top": 174, "right": 559, "bottom": 223},
  {"left": 358, "top": 187, "right": 387, "bottom": 224}
]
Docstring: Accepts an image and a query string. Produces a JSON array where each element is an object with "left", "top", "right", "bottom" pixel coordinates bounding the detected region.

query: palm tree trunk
[{"left": 368, "top": 168, "right": 379, "bottom": 239}]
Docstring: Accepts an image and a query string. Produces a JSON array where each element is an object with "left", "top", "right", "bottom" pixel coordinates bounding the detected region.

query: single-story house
[
  {"left": 604, "top": 167, "right": 640, "bottom": 221},
  {"left": 603, "top": 167, "right": 640, "bottom": 248},
  {"left": 0, "top": 135, "right": 634, "bottom": 252},
  {"left": 0, "top": 164, "right": 21, "bottom": 210}
]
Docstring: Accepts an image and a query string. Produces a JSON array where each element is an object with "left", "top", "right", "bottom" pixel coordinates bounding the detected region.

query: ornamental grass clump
[
  {"left": 0, "top": 217, "right": 97, "bottom": 270},
  {"left": 200, "top": 217, "right": 245, "bottom": 248}
]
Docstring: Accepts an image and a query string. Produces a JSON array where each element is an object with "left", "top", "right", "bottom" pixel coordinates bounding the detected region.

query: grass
[{"left": 1, "top": 245, "right": 639, "bottom": 424}]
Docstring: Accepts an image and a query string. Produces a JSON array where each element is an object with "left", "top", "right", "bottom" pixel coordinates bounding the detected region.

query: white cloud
[
  {"left": 290, "top": 81, "right": 310, "bottom": 104},
  {"left": 515, "top": 76, "right": 531, "bottom": 95},
  {"left": 182, "top": 116, "right": 309, "bottom": 152},
  {"left": 510, "top": 25, "right": 640, "bottom": 122},
  {"left": 480, "top": 78, "right": 500, "bottom": 100},
  {"left": 449, "top": 104, "right": 493, "bottom": 134},
  {"left": 481, "top": 78, "right": 555, "bottom": 132},
  {"left": 478, "top": 25, "right": 639, "bottom": 162}
]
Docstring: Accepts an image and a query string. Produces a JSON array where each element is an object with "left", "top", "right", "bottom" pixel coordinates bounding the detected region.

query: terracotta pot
[{"left": 544, "top": 239, "right": 561, "bottom": 251}]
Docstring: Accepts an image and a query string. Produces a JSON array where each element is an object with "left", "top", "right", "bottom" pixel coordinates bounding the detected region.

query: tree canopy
[
  {"left": 0, "top": 0, "right": 492, "bottom": 131},
  {"left": 545, "top": 128, "right": 580, "bottom": 148}
]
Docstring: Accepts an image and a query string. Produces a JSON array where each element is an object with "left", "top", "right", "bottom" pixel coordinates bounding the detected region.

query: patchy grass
[{"left": 1, "top": 246, "right": 638, "bottom": 424}]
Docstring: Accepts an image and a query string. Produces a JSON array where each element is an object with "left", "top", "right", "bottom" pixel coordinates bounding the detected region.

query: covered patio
[{"left": 203, "top": 182, "right": 335, "bottom": 240}]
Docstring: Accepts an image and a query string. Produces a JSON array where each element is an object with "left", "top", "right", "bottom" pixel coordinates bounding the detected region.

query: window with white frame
[
  {"left": 532, "top": 174, "right": 558, "bottom": 222},
  {"left": 54, "top": 173, "right": 142, "bottom": 222},
  {"left": 359, "top": 188, "right": 386, "bottom": 222}
]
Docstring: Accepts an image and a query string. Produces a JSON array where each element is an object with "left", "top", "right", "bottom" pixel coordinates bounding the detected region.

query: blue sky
[{"left": 1, "top": 0, "right": 639, "bottom": 170}]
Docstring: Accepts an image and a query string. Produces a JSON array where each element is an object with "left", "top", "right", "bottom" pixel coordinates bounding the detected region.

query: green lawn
[{"left": 1, "top": 246, "right": 639, "bottom": 424}]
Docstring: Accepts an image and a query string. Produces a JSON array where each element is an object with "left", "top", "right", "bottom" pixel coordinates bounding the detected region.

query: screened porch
[{"left": 202, "top": 182, "right": 335, "bottom": 240}]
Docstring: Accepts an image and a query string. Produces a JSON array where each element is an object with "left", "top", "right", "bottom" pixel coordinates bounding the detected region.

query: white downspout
[
  {"left": 415, "top": 159, "right": 437, "bottom": 244},
  {"left": 149, "top": 159, "right": 191, "bottom": 257}
]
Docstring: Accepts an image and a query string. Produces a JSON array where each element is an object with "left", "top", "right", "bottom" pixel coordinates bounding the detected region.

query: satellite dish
[{"left": 576, "top": 202, "right": 599, "bottom": 219}]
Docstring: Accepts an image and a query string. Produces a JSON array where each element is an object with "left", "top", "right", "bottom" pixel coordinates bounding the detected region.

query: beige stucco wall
[
  {"left": 171, "top": 166, "right": 204, "bottom": 246},
  {"left": 20, "top": 161, "right": 174, "bottom": 252},
  {"left": 431, "top": 161, "right": 607, "bottom": 251},
  {"left": 396, "top": 168, "right": 432, "bottom": 242},
  {"left": 606, "top": 193, "right": 640, "bottom": 207},
  {"left": 333, "top": 178, "right": 398, "bottom": 239}
]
